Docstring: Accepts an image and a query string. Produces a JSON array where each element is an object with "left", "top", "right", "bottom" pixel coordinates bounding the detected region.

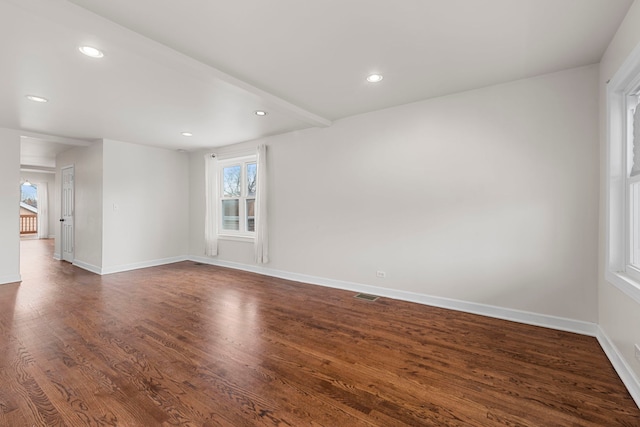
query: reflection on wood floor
[{"left": 1, "top": 238, "right": 639, "bottom": 426}]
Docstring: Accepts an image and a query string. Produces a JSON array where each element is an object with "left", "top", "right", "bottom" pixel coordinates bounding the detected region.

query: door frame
[{"left": 60, "top": 165, "right": 74, "bottom": 263}]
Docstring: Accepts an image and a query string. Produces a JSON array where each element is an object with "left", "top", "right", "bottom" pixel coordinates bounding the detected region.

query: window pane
[
  {"left": 247, "top": 163, "right": 257, "bottom": 196},
  {"left": 223, "top": 165, "right": 241, "bottom": 197},
  {"left": 221, "top": 199, "right": 239, "bottom": 230},
  {"left": 20, "top": 183, "right": 38, "bottom": 208},
  {"left": 246, "top": 198, "right": 255, "bottom": 232},
  {"left": 632, "top": 180, "right": 640, "bottom": 267}
]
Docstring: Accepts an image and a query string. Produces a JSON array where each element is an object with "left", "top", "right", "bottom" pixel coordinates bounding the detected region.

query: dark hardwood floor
[{"left": 1, "top": 239, "right": 638, "bottom": 426}]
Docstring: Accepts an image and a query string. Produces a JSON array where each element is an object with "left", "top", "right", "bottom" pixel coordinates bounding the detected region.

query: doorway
[
  {"left": 19, "top": 181, "right": 38, "bottom": 237},
  {"left": 60, "top": 166, "right": 74, "bottom": 262}
]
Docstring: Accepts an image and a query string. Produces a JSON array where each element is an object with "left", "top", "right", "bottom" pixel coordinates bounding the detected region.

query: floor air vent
[{"left": 354, "top": 293, "right": 380, "bottom": 302}]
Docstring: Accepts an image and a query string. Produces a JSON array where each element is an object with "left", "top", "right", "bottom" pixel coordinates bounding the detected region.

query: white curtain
[
  {"left": 254, "top": 144, "right": 269, "bottom": 264},
  {"left": 204, "top": 154, "right": 219, "bottom": 256},
  {"left": 36, "top": 182, "right": 49, "bottom": 239}
]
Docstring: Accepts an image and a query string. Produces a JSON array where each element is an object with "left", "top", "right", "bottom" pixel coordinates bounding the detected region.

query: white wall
[
  {"left": 102, "top": 139, "right": 189, "bottom": 273},
  {"left": 0, "top": 128, "right": 21, "bottom": 284},
  {"left": 55, "top": 142, "right": 104, "bottom": 268},
  {"left": 190, "top": 65, "right": 600, "bottom": 323},
  {"left": 599, "top": 0, "right": 640, "bottom": 388},
  {"left": 20, "top": 171, "right": 56, "bottom": 238}
]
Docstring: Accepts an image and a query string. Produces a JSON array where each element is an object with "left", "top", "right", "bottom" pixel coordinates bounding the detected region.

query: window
[
  {"left": 606, "top": 46, "right": 640, "bottom": 304},
  {"left": 19, "top": 182, "right": 38, "bottom": 235},
  {"left": 204, "top": 145, "right": 267, "bottom": 260},
  {"left": 218, "top": 155, "right": 257, "bottom": 238},
  {"left": 628, "top": 96, "right": 640, "bottom": 281}
]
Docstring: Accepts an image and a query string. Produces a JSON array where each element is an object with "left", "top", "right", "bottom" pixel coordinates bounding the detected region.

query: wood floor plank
[{"left": 1, "top": 238, "right": 639, "bottom": 426}]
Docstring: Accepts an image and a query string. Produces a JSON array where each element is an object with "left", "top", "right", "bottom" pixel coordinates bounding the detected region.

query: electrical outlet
[
  {"left": 635, "top": 344, "right": 640, "bottom": 361},
  {"left": 376, "top": 271, "right": 386, "bottom": 278}
]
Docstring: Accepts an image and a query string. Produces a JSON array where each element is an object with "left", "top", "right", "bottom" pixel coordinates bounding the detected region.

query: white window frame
[
  {"left": 217, "top": 155, "right": 257, "bottom": 241},
  {"left": 606, "top": 44, "right": 640, "bottom": 305},
  {"left": 628, "top": 171, "right": 640, "bottom": 282}
]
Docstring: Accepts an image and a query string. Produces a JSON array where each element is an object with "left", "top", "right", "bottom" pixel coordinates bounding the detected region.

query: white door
[{"left": 61, "top": 166, "right": 74, "bottom": 262}]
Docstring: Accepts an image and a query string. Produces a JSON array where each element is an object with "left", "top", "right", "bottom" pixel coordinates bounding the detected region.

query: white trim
[
  {"left": 606, "top": 270, "right": 640, "bottom": 305},
  {"left": 56, "top": 251, "right": 640, "bottom": 403},
  {"left": 72, "top": 259, "right": 102, "bottom": 275},
  {"left": 607, "top": 39, "right": 640, "bottom": 303},
  {"left": 596, "top": 326, "right": 640, "bottom": 408},
  {"left": 100, "top": 256, "right": 189, "bottom": 275},
  {"left": 217, "top": 155, "right": 257, "bottom": 238},
  {"left": 608, "top": 41, "right": 640, "bottom": 91},
  {"left": 20, "top": 132, "right": 93, "bottom": 147},
  {"left": 189, "top": 256, "right": 597, "bottom": 336},
  {"left": 72, "top": 256, "right": 190, "bottom": 275},
  {"left": 0, "top": 274, "right": 21, "bottom": 285},
  {"left": 214, "top": 148, "right": 258, "bottom": 161},
  {"left": 218, "top": 235, "right": 254, "bottom": 243},
  {"left": 53, "top": 252, "right": 61, "bottom": 260},
  {"left": 20, "top": 167, "right": 55, "bottom": 174}
]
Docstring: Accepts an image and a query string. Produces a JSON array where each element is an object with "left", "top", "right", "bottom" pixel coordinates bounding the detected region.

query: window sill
[
  {"left": 218, "top": 234, "right": 254, "bottom": 243},
  {"left": 606, "top": 270, "right": 640, "bottom": 305}
]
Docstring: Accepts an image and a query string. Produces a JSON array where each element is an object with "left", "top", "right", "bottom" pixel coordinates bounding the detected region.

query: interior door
[{"left": 61, "top": 166, "right": 74, "bottom": 262}]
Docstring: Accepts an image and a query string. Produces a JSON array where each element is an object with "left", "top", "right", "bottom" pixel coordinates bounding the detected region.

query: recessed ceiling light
[
  {"left": 255, "top": 110, "right": 267, "bottom": 116},
  {"left": 366, "top": 74, "right": 384, "bottom": 83},
  {"left": 79, "top": 46, "right": 104, "bottom": 58},
  {"left": 25, "top": 95, "right": 48, "bottom": 103},
  {"left": 181, "top": 132, "right": 193, "bottom": 137}
]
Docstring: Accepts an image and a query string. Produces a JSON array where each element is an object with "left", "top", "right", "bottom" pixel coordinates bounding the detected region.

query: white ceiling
[
  {"left": 1, "top": 0, "right": 634, "bottom": 158},
  {"left": 20, "top": 134, "right": 91, "bottom": 170}
]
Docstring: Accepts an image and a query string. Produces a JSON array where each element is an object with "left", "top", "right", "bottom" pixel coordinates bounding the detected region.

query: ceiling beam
[{"left": 6, "top": 0, "right": 332, "bottom": 129}]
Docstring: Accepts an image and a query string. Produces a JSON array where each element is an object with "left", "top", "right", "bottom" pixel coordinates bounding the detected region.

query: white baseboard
[
  {"left": 0, "top": 274, "right": 21, "bottom": 285},
  {"left": 53, "top": 252, "right": 61, "bottom": 260},
  {"left": 69, "top": 256, "right": 190, "bottom": 275},
  {"left": 40, "top": 251, "right": 640, "bottom": 407},
  {"left": 72, "top": 259, "right": 102, "bottom": 275},
  {"left": 188, "top": 256, "right": 598, "bottom": 337},
  {"left": 100, "top": 255, "right": 189, "bottom": 275},
  {"left": 596, "top": 327, "right": 640, "bottom": 408},
  {"left": 31, "top": 250, "right": 640, "bottom": 407},
  {"left": 192, "top": 257, "right": 640, "bottom": 404}
]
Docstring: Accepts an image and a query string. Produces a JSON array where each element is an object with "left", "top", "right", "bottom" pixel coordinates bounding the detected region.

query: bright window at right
[{"left": 627, "top": 95, "right": 640, "bottom": 279}]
